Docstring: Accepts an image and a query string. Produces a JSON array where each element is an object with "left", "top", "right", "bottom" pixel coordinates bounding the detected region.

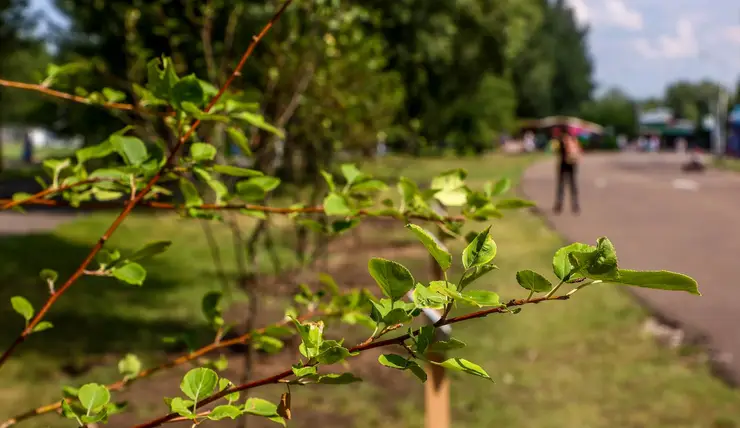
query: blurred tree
[{"left": 579, "top": 88, "right": 638, "bottom": 137}]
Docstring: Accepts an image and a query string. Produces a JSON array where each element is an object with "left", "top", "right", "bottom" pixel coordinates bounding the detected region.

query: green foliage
[{"left": 0, "top": 5, "right": 703, "bottom": 425}]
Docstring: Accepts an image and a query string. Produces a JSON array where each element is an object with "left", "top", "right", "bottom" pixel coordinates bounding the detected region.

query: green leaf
[
  {"left": 431, "top": 169, "right": 468, "bottom": 206},
  {"left": 431, "top": 358, "right": 492, "bottom": 381},
  {"left": 190, "top": 142, "right": 217, "bottom": 162},
  {"left": 180, "top": 368, "right": 218, "bottom": 401},
  {"left": 323, "top": 193, "right": 352, "bottom": 216},
  {"left": 320, "top": 170, "right": 336, "bottom": 192},
  {"left": 378, "top": 354, "right": 426, "bottom": 382},
  {"left": 340, "top": 164, "right": 364, "bottom": 185},
  {"left": 179, "top": 179, "right": 203, "bottom": 207},
  {"left": 201, "top": 291, "right": 224, "bottom": 327},
  {"left": 368, "top": 258, "right": 415, "bottom": 301},
  {"left": 460, "top": 290, "right": 501, "bottom": 307},
  {"left": 378, "top": 354, "right": 415, "bottom": 370},
  {"left": 208, "top": 405, "right": 242, "bottom": 420},
  {"left": 351, "top": 179, "right": 388, "bottom": 193},
  {"left": 315, "top": 343, "right": 352, "bottom": 365},
  {"left": 234, "top": 111, "right": 284, "bottom": 139},
  {"left": 60, "top": 399, "right": 78, "bottom": 419},
  {"left": 515, "top": 270, "right": 553, "bottom": 293},
  {"left": 428, "top": 338, "right": 466, "bottom": 352},
  {"left": 102, "top": 87, "right": 126, "bottom": 102},
  {"left": 412, "top": 283, "right": 446, "bottom": 310},
  {"left": 76, "top": 140, "right": 114, "bottom": 164},
  {"left": 146, "top": 56, "right": 179, "bottom": 100},
  {"left": 291, "top": 365, "right": 317, "bottom": 378},
  {"left": 167, "top": 397, "right": 194, "bottom": 417},
  {"left": 314, "top": 373, "right": 363, "bottom": 384},
  {"left": 212, "top": 165, "right": 262, "bottom": 177},
  {"left": 128, "top": 241, "right": 172, "bottom": 262},
  {"left": 39, "top": 269, "right": 58, "bottom": 283},
  {"left": 10, "top": 296, "right": 34, "bottom": 323},
  {"left": 172, "top": 74, "right": 206, "bottom": 109},
  {"left": 111, "top": 263, "right": 147, "bottom": 286},
  {"left": 290, "top": 318, "right": 323, "bottom": 358},
  {"left": 242, "top": 398, "right": 279, "bottom": 417},
  {"left": 405, "top": 224, "right": 452, "bottom": 271},
  {"left": 31, "top": 321, "right": 53, "bottom": 333},
  {"left": 226, "top": 127, "right": 252, "bottom": 156},
  {"left": 459, "top": 264, "right": 498, "bottom": 290},
  {"left": 605, "top": 270, "right": 700, "bottom": 295},
  {"left": 118, "top": 354, "right": 142, "bottom": 378},
  {"left": 110, "top": 135, "right": 148, "bottom": 166},
  {"left": 462, "top": 226, "right": 497, "bottom": 269},
  {"left": 254, "top": 335, "right": 284, "bottom": 353},
  {"left": 490, "top": 178, "right": 511, "bottom": 196},
  {"left": 552, "top": 242, "right": 596, "bottom": 280},
  {"left": 495, "top": 198, "right": 536, "bottom": 210},
  {"left": 78, "top": 383, "right": 111, "bottom": 411}
]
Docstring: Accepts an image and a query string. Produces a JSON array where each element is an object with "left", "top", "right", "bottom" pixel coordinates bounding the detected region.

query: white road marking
[{"left": 672, "top": 178, "right": 699, "bottom": 191}]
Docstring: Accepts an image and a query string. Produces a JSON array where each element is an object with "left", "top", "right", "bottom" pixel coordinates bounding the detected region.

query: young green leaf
[
  {"left": 428, "top": 338, "right": 466, "bottom": 352},
  {"left": 605, "top": 270, "right": 700, "bottom": 295},
  {"left": 313, "top": 373, "right": 362, "bottom": 384},
  {"left": 431, "top": 358, "right": 492, "bottom": 381},
  {"left": 378, "top": 354, "right": 427, "bottom": 382},
  {"left": 171, "top": 74, "right": 206, "bottom": 109},
  {"left": 167, "top": 397, "right": 194, "bottom": 417},
  {"left": 212, "top": 165, "right": 262, "bottom": 177},
  {"left": 76, "top": 140, "right": 114, "bottom": 164},
  {"left": 201, "top": 291, "right": 224, "bottom": 327},
  {"left": 495, "top": 198, "right": 536, "bottom": 210},
  {"left": 10, "top": 296, "right": 34, "bottom": 324},
  {"left": 110, "top": 135, "right": 148, "bottom": 166},
  {"left": 111, "top": 263, "right": 147, "bottom": 286},
  {"left": 412, "top": 283, "right": 447, "bottom": 310},
  {"left": 515, "top": 270, "right": 553, "bottom": 293},
  {"left": 39, "top": 269, "right": 58, "bottom": 283},
  {"left": 77, "top": 383, "right": 111, "bottom": 412},
  {"left": 460, "top": 290, "right": 501, "bottom": 307},
  {"left": 315, "top": 342, "right": 352, "bottom": 365},
  {"left": 323, "top": 193, "right": 352, "bottom": 216},
  {"left": 180, "top": 368, "right": 218, "bottom": 401},
  {"left": 179, "top": 179, "right": 204, "bottom": 207},
  {"left": 405, "top": 224, "right": 452, "bottom": 271},
  {"left": 368, "top": 258, "right": 415, "bottom": 301},
  {"left": 118, "top": 354, "right": 142, "bottom": 379},
  {"left": 552, "top": 242, "right": 597, "bottom": 280},
  {"left": 490, "top": 177, "right": 511, "bottom": 196},
  {"left": 340, "top": 163, "right": 364, "bottom": 185},
  {"left": 208, "top": 405, "right": 242, "bottom": 420},
  {"left": 226, "top": 127, "right": 252, "bottom": 156},
  {"left": 462, "top": 226, "right": 497, "bottom": 269},
  {"left": 292, "top": 365, "right": 318, "bottom": 378},
  {"left": 31, "top": 321, "right": 53, "bottom": 333},
  {"left": 127, "top": 241, "right": 172, "bottom": 262},
  {"left": 242, "top": 397, "right": 279, "bottom": 417},
  {"left": 190, "top": 142, "right": 217, "bottom": 162},
  {"left": 431, "top": 169, "right": 468, "bottom": 206},
  {"left": 459, "top": 264, "right": 498, "bottom": 290}
]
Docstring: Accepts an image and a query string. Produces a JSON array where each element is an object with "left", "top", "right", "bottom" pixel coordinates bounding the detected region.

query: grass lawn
[
  {"left": 1, "top": 152, "right": 740, "bottom": 427},
  {"left": 714, "top": 156, "right": 740, "bottom": 173}
]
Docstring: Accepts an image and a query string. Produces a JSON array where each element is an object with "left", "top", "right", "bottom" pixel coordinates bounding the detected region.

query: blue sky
[{"left": 28, "top": 0, "right": 740, "bottom": 98}]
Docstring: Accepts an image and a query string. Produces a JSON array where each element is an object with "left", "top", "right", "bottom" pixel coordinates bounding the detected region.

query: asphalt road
[{"left": 521, "top": 152, "right": 740, "bottom": 384}]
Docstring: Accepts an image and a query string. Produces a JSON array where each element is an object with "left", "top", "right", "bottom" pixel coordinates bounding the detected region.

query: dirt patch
[{"left": 98, "top": 220, "right": 427, "bottom": 427}]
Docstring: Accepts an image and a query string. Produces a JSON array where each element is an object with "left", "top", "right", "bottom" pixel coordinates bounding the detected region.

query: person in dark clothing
[{"left": 552, "top": 126, "right": 581, "bottom": 214}]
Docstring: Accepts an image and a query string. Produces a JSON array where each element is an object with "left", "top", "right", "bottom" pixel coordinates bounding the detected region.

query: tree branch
[
  {"left": 0, "top": 0, "right": 294, "bottom": 371},
  {"left": 133, "top": 294, "right": 570, "bottom": 428}
]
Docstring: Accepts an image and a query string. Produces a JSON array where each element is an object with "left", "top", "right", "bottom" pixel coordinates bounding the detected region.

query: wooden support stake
[{"left": 425, "top": 250, "right": 450, "bottom": 428}]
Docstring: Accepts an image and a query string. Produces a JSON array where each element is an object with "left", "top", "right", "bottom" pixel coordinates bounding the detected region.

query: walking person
[{"left": 552, "top": 126, "right": 582, "bottom": 214}]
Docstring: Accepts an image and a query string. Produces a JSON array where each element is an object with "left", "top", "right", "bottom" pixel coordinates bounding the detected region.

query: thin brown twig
[
  {"left": 0, "top": 78, "right": 173, "bottom": 117},
  {"left": 0, "top": 310, "right": 324, "bottom": 428},
  {"left": 133, "top": 295, "right": 570, "bottom": 428},
  {"left": 0, "top": 0, "right": 293, "bottom": 371},
  {"left": 0, "top": 178, "right": 108, "bottom": 210}
]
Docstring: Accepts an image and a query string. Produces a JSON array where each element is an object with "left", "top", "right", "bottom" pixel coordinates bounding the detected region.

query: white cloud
[
  {"left": 603, "top": 0, "right": 643, "bottom": 30},
  {"left": 634, "top": 18, "right": 699, "bottom": 59},
  {"left": 566, "top": 0, "right": 590, "bottom": 25}
]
